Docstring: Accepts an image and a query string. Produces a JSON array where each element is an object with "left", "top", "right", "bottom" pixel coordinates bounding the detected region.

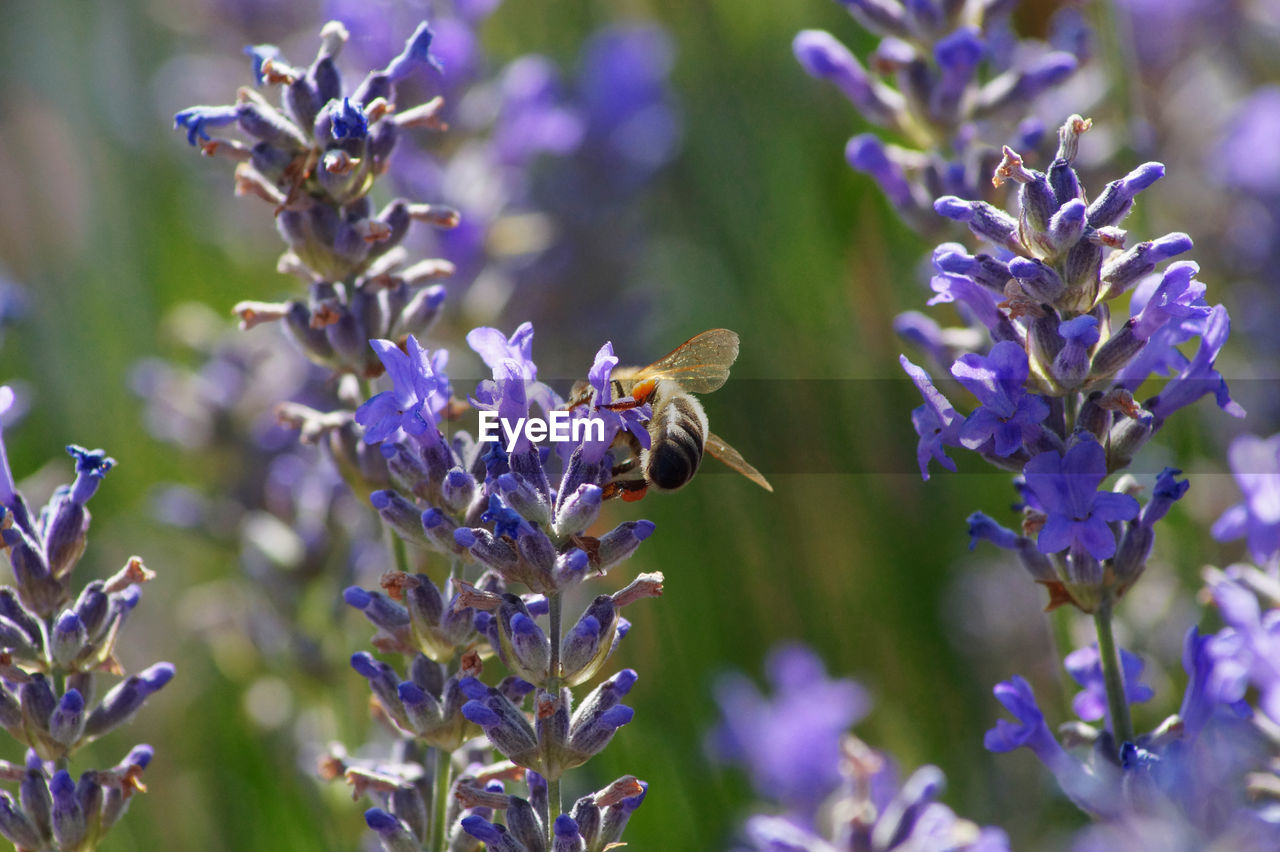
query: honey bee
[{"left": 570, "top": 328, "right": 772, "bottom": 501}]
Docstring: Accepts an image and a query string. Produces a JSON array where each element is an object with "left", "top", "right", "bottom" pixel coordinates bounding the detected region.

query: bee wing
[
  {"left": 705, "top": 431, "right": 773, "bottom": 492},
  {"left": 630, "top": 329, "right": 740, "bottom": 394}
]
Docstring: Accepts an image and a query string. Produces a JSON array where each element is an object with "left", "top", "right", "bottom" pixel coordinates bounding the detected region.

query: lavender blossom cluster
[
  {"left": 710, "top": 644, "right": 1008, "bottom": 851},
  {"left": 315, "top": 0, "right": 680, "bottom": 347},
  {"left": 334, "top": 323, "right": 661, "bottom": 851},
  {"left": 170, "top": 16, "right": 683, "bottom": 851},
  {"left": 0, "top": 388, "right": 173, "bottom": 850},
  {"left": 794, "top": 0, "right": 1085, "bottom": 232},
  {"left": 175, "top": 20, "right": 456, "bottom": 379},
  {"left": 899, "top": 114, "right": 1280, "bottom": 848},
  {"left": 774, "top": 1, "right": 1280, "bottom": 846}
]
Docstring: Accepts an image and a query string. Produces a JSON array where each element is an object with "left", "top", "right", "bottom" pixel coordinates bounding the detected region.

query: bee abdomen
[{"left": 646, "top": 395, "right": 706, "bottom": 491}]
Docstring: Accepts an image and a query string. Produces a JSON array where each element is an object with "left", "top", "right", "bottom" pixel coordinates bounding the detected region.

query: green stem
[
  {"left": 430, "top": 746, "right": 452, "bottom": 852},
  {"left": 386, "top": 526, "right": 409, "bottom": 575},
  {"left": 1092, "top": 593, "right": 1134, "bottom": 753},
  {"left": 546, "top": 592, "right": 563, "bottom": 846},
  {"left": 546, "top": 775, "right": 561, "bottom": 845},
  {"left": 1048, "top": 604, "right": 1075, "bottom": 718},
  {"left": 548, "top": 593, "right": 563, "bottom": 692}
]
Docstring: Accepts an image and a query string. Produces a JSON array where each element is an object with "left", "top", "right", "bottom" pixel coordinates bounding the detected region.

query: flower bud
[
  {"left": 365, "top": 808, "right": 421, "bottom": 852},
  {"left": 51, "top": 612, "right": 87, "bottom": 669},
  {"left": 554, "top": 484, "right": 603, "bottom": 538},
  {"left": 371, "top": 489, "right": 431, "bottom": 548},
  {"left": 49, "top": 770, "right": 85, "bottom": 849},
  {"left": 49, "top": 690, "right": 85, "bottom": 747},
  {"left": 1051, "top": 315, "right": 1100, "bottom": 390}
]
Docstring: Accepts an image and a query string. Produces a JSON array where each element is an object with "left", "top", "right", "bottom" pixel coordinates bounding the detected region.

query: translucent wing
[
  {"left": 630, "top": 329, "right": 740, "bottom": 393},
  {"left": 706, "top": 431, "right": 773, "bottom": 492}
]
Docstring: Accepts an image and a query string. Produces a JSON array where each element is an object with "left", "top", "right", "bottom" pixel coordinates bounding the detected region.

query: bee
[{"left": 570, "top": 328, "right": 773, "bottom": 501}]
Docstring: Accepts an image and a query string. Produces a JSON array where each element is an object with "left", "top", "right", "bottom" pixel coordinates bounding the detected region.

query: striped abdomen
[{"left": 643, "top": 384, "right": 709, "bottom": 491}]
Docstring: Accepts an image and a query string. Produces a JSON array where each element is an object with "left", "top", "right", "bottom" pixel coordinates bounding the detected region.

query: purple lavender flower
[
  {"left": 1204, "top": 565, "right": 1280, "bottom": 725},
  {"left": 173, "top": 21, "right": 459, "bottom": 378},
  {"left": 1022, "top": 439, "right": 1139, "bottom": 561},
  {"left": 491, "top": 57, "right": 585, "bottom": 168},
  {"left": 577, "top": 26, "right": 680, "bottom": 183},
  {"left": 714, "top": 643, "right": 1007, "bottom": 850},
  {"left": 0, "top": 385, "right": 16, "bottom": 510},
  {"left": 1213, "top": 86, "right": 1280, "bottom": 196},
  {"left": 0, "top": 386, "right": 169, "bottom": 845},
  {"left": 1064, "top": 644, "right": 1154, "bottom": 725},
  {"left": 355, "top": 335, "right": 451, "bottom": 444},
  {"left": 990, "top": 623, "right": 1280, "bottom": 845},
  {"left": 575, "top": 342, "right": 650, "bottom": 466},
  {"left": 950, "top": 341, "right": 1049, "bottom": 455},
  {"left": 1112, "top": 261, "right": 1212, "bottom": 387},
  {"left": 900, "top": 354, "right": 963, "bottom": 480},
  {"left": 1145, "top": 305, "right": 1245, "bottom": 427},
  {"left": 709, "top": 643, "right": 869, "bottom": 818},
  {"left": 1211, "top": 433, "right": 1280, "bottom": 566},
  {"left": 794, "top": 2, "right": 1081, "bottom": 230}
]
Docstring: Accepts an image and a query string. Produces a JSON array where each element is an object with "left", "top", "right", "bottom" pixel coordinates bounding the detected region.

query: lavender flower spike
[{"left": 0, "top": 392, "right": 170, "bottom": 844}]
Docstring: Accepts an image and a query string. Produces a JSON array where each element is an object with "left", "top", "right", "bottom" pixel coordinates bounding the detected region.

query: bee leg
[
  {"left": 602, "top": 480, "right": 649, "bottom": 502},
  {"left": 620, "top": 485, "right": 649, "bottom": 503},
  {"left": 611, "top": 456, "right": 639, "bottom": 477},
  {"left": 602, "top": 378, "right": 657, "bottom": 410},
  {"left": 602, "top": 399, "right": 645, "bottom": 412}
]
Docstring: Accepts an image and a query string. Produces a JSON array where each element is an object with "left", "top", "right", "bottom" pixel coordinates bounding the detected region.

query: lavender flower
[
  {"left": 906, "top": 116, "right": 1236, "bottom": 611},
  {"left": 1022, "top": 439, "right": 1139, "bottom": 562},
  {"left": 1212, "top": 433, "right": 1280, "bottom": 568},
  {"left": 794, "top": 1, "right": 1081, "bottom": 230},
  {"left": 0, "top": 386, "right": 170, "bottom": 849},
  {"left": 951, "top": 341, "right": 1048, "bottom": 455},
  {"left": 712, "top": 643, "right": 1008, "bottom": 851},
  {"left": 1202, "top": 564, "right": 1280, "bottom": 726},
  {"left": 710, "top": 643, "right": 869, "bottom": 818},
  {"left": 326, "top": 320, "right": 686, "bottom": 850},
  {"left": 987, "top": 625, "right": 1280, "bottom": 847},
  {"left": 356, "top": 335, "right": 452, "bottom": 444},
  {"left": 1064, "top": 644, "right": 1154, "bottom": 724},
  {"left": 173, "top": 21, "right": 457, "bottom": 378}
]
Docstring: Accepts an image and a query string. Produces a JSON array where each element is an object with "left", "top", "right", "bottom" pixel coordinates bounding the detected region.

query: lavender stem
[{"left": 1092, "top": 593, "right": 1134, "bottom": 752}]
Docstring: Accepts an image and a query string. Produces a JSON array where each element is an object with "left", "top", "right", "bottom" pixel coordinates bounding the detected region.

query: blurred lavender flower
[
  {"left": 987, "top": 622, "right": 1280, "bottom": 848},
  {"left": 1202, "top": 563, "right": 1280, "bottom": 726},
  {"left": 1064, "top": 644, "right": 1154, "bottom": 724},
  {"left": 130, "top": 306, "right": 381, "bottom": 690},
  {"left": 1212, "top": 433, "right": 1280, "bottom": 569},
  {"left": 1105, "top": 2, "right": 1280, "bottom": 419},
  {"left": 710, "top": 643, "right": 869, "bottom": 820},
  {"left": 711, "top": 642, "right": 1009, "bottom": 851},
  {"left": 0, "top": 386, "right": 171, "bottom": 850},
  {"left": 794, "top": 0, "right": 1082, "bottom": 231}
]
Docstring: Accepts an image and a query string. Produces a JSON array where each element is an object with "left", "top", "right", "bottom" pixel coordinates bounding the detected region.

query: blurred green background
[{"left": 0, "top": 0, "right": 1258, "bottom": 849}]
